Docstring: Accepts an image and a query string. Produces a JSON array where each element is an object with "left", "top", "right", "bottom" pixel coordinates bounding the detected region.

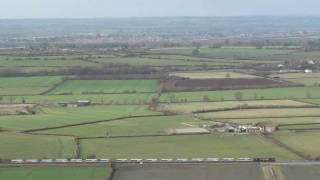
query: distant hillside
[{"left": 1, "top": 16, "right": 320, "bottom": 38}]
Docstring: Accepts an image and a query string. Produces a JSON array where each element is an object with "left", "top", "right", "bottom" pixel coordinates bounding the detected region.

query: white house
[{"left": 305, "top": 69, "right": 313, "bottom": 73}]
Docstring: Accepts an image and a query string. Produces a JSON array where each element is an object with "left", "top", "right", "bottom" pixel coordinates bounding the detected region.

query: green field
[
  {"left": 278, "top": 123, "right": 320, "bottom": 131},
  {"left": 161, "top": 100, "right": 311, "bottom": 114},
  {"left": 0, "top": 133, "right": 76, "bottom": 159},
  {"left": 90, "top": 56, "right": 234, "bottom": 67},
  {"left": 300, "top": 98, "right": 320, "bottom": 105},
  {"left": 160, "top": 87, "right": 320, "bottom": 102},
  {"left": 272, "top": 132, "right": 320, "bottom": 159},
  {"left": 0, "top": 76, "right": 63, "bottom": 95},
  {"left": 143, "top": 54, "right": 279, "bottom": 64},
  {"left": 0, "top": 166, "right": 110, "bottom": 180},
  {"left": 270, "top": 73, "right": 320, "bottom": 86},
  {"left": 0, "top": 105, "right": 158, "bottom": 131},
  {"left": 0, "top": 93, "right": 154, "bottom": 105},
  {"left": 149, "top": 47, "right": 294, "bottom": 61},
  {"left": 286, "top": 51, "right": 320, "bottom": 60},
  {"left": 50, "top": 80, "right": 158, "bottom": 94},
  {"left": 80, "top": 134, "right": 300, "bottom": 159},
  {"left": 0, "top": 58, "right": 98, "bottom": 67},
  {"left": 39, "top": 115, "right": 202, "bottom": 137}
]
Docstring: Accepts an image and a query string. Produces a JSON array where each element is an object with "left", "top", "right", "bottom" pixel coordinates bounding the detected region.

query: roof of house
[{"left": 263, "top": 123, "right": 275, "bottom": 128}]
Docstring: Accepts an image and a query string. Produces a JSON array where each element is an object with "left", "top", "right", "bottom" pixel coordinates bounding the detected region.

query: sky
[{"left": 0, "top": 0, "right": 319, "bottom": 19}]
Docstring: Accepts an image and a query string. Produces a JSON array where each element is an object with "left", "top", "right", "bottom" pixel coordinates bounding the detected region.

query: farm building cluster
[
  {"left": 213, "top": 123, "right": 276, "bottom": 134},
  {"left": 166, "top": 123, "right": 276, "bottom": 136},
  {"left": 58, "top": 100, "right": 92, "bottom": 107}
]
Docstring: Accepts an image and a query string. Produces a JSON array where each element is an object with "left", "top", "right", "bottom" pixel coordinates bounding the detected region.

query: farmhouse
[
  {"left": 167, "top": 128, "right": 210, "bottom": 135},
  {"left": 305, "top": 69, "right": 313, "bottom": 73},
  {"left": 212, "top": 124, "right": 265, "bottom": 134},
  {"left": 277, "top": 64, "right": 285, "bottom": 68},
  {"left": 238, "top": 125, "right": 263, "bottom": 134},
  {"left": 308, "top": 60, "right": 315, "bottom": 65}
]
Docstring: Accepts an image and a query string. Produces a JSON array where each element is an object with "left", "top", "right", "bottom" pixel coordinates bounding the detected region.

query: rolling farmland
[{"left": 0, "top": 28, "right": 320, "bottom": 180}]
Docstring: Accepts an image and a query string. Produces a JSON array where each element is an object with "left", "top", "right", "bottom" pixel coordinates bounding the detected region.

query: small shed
[
  {"left": 77, "top": 100, "right": 92, "bottom": 107},
  {"left": 261, "top": 123, "right": 276, "bottom": 133}
]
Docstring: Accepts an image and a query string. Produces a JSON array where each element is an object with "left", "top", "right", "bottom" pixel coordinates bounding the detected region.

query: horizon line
[{"left": 1, "top": 14, "right": 320, "bottom": 20}]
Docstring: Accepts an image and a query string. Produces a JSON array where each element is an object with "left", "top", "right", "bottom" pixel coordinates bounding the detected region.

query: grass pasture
[
  {"left": 0, "top": 76, "right": 63, "bottom": 95},
  {"left": 160, "top": 87, "right": 320, "bottom": 102},
  {"left": 0, "top": 133, "right": 76, "bottom": 159},
  {"left": 149, "top": 47, "right": 294, "bottom": 61},
  {"left": 161, "top": 100, "right": 311, "bottom": 114},
  {"left": 9, "top": 93, "right": 155, "bottom": 105},
  {"left": 50, "top": 80, "right": 158, "bottom": 94},
  {"left": 0, "top": 166, "right": 110, "bottom": 180},
  {"left": 39, "top": 115, "right": 203, "bottom": 137},
  {"left": 143, "top": 54, "right": 279, "bottom": 65},
  {"left": 81, "top": 134, "right": 300, "bottom": 159},
  {"left": 272, "top": 132, "right": 320, "bottom": 159},
  {"left": 278, "top": 123, "right": 320, "bottom": 131},
  {"left": 0, "top": 105, "right": 157, "bottom": 131},
  {"left": 0, "top": 58, "right": 98, "bottom": 67},
  {"left": 301, "top": 98, "right": 320, "bottom": 105},
  {"left": 91, "top": 56, "right": 222, "bottom": 67}
]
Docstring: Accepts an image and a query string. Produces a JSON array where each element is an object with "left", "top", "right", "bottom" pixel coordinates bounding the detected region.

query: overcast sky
[{"left": 1, "top": 0, "right": 319, "bottom": 18}]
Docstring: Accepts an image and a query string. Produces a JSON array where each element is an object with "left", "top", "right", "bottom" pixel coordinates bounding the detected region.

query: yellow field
[
  {"left": 199, "top": 108, "right": 320, "bottom": 119},
  {"left": 169, "top": 71, "right": 258, "bottom": 79},
  {"left": 161, "top": 100, "right": 312, "bottom": 114}
]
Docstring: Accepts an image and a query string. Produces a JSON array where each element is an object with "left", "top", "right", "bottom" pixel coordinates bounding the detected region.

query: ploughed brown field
[{"left": 161, "top": 78, "right": 294, "bottom": 92}]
